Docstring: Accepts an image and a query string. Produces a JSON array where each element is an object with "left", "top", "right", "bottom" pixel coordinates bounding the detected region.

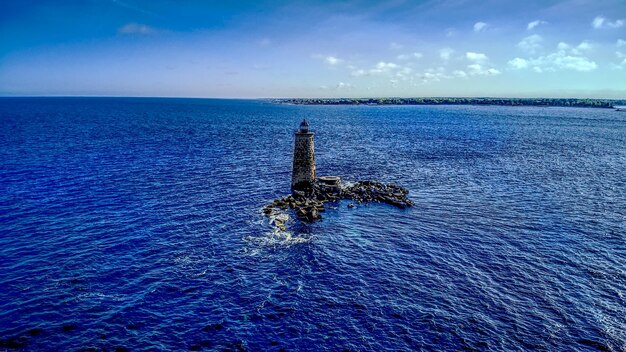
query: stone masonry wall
[{"left": 291, "top": 132, "right": 316, "bottom": 190}]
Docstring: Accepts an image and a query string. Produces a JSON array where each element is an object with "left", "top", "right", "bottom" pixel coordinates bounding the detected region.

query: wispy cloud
[
  {"left": 467, "top": 64, "right": 500, "bottom": 76},
  {"left": 397, "top": 52, "right": 423, "bottom": 61},
  {"left": 371, "top": 61, "right": 398, "bottom": 73},
  {"left": 319, "top": 82, "right": 355, "bottom": 90},
  {"left": 508, "top": 58, "right": 529, "bottom": 69},
  {"left": 395, "top": 67, "right": 413, "bottom": 81},
  {"left": 617, "top": 39, "right": 626, "bottom": 47},
  {"left": 335, "top": 82, "right": 354, "bottom": 90},
  {"left": 527, "top": 20, "right": 547, "bottom": 30},
  {"left": 440, "top": 48, "right": 454, "bottom": 61},
  {"left": 452, "top": 70, "right": 468, "bottom": 78},
  {"left": 420, "top": 67, "right": 450, "bottom": 83},
  {"left": 464, "top": 53, "right": 499, "bottom": 75},
  {"left": 118, "top": 23, "right": 157, "bottom": 35},
  {"left": 325, "top": 56, "right": 343, "bottom": 65},
  {"left": 508, "top": 41, "right": 598, "bottom": 72},
  {"left": 466, "top": 52, "right": 488, "bottom": 63},
  {"left": 557, "top": 41, "right": 593, "bottom": 55},
  {"left": 389, "top": 42, "right": 404, "bottom": 50},
  {"left": 350, "top": 61, "right": 400, "bottom": 77},
  {"left": 351, "top": 69, "right": 367, "bottom": 77},
  {"left": 473, "top": 21, "right": 488, "bottom": 32},
  {"left": 314, "top": 55, "right": 344, "bottom": 66},
  {"left": 517, "top": 34, "right": 543, "bottom": 54},
  {"left": 592, "top": 16, "right": 624, "bottom": 29},
  {"left": 613, "top": 58, "right": 626, "bottom": 70}
]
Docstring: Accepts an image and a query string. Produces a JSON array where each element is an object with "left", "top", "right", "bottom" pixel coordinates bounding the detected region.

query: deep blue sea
[{"left": 1, "top": 98, "right": 625, "bottom": 351}]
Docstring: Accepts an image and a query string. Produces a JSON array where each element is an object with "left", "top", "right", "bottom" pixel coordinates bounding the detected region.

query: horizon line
[{"left": 1, "top": 95, "right": 625, "bottom": 100}]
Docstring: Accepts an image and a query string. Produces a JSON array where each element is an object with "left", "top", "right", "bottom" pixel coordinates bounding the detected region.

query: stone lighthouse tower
[{"left": 291, "top": 119, "right": 316, "bottom": 191}]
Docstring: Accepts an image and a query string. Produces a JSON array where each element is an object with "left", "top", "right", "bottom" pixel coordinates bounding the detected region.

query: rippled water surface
[{"left": 1, "top": 98, "right": 625, "bottom": 351}]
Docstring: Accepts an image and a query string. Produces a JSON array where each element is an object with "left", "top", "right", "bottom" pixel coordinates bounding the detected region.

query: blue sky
[{"left": 1, "top": 0, "right": 625, "bottom": 98}]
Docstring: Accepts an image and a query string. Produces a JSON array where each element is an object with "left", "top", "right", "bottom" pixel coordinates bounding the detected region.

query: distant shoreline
[
  {"left": 273, "top": 97, "right": 626, "bottom": 109},
  {"left": 2, "top": 96, "right": 625, "bottom": 109}
]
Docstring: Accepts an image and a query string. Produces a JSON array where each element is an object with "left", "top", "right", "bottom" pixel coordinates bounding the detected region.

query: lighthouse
[{"left": 291, "top": 119, "right": 316, "bottom": 191}]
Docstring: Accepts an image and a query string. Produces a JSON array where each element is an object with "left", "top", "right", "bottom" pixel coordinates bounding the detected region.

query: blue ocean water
[{"left": 0, "top": 97, "right": 625, "bottom": 351}]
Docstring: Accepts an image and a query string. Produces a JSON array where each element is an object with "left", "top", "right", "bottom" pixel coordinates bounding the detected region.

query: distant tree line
[{"left": 273, "top": 97, "right": 626, "bottom": 109}]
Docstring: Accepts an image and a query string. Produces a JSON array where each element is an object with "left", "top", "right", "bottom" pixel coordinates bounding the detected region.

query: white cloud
[
  {"left": 325, "top": 56, "right": 343, "bottom": 65},
  {"left": 467, "top": 64, "right": 500, "bottom": 76},
  {"left": 397, "top": 52, "right": 423, "bottom": 60},
  {"left": 419, "top": 67, "right": 452, "bottom": 83},
  {"left": 319, "top": 82, "right": 354, "bottom": 90},
  {"left": 572, "top": 41, "right": 592, "bottom": 55},
  {"left": 558, "top": 41, "right": 593, "bottom": 55},
  {"left": 617, "top": 51, "right": 626, "bottom": 59},
  {"left": 118, "top": 23, "right": 156, "bottom": 34},
  {"left": 592, "top": 16, "right": 625, "bottom": 29},
  {"left": 527, "top": 20, "right": 547, "bottom": 30},
  {"left": 464, "top": 52, "right": 500, "bottom": 76},
  {"left": 421, "top": 72, "right": 445, "bottom": 83},
  {"left": 592, "top": 16, "right": 605, "bottom": 28},
  {"left": 473, "top": 22, "right": 487, "bottom": 32},
  {"left": 440, "top": 48, "right": 454, "bottom": 61},
  {"left": 368, "top": 61, "right": 399, "bottom": 74},
  {"left": 351, "top": 61, "right": 402, "bottom": 76},
  {"left": 617, "top": 39, "right": 626, "bottom": 47},
  {"left": 577, "top": 41, "right": 592, "bottom": 51},
  {"left": 376, "top": 62, "right": 398, "bottom": 70},
  {"left": 395, "top": 67, "right": 413, "bottom": 80},
  {"left": 314, "top": 55, "right": 344, "bottom": 66},
  {"left": 508, "top": 42, "right": 598, "bottom": 72},
  {"left": 336, "top": 82, "right": 354, "bottom": 89},
  {"left": 517, "top": 34, "right": 543, "bottom": 54},
  {"left": 452, "top": 70, "right": 468, "bottom": 78},
  {"left": 421, "top": 72, "right": 439, "bottom": 82},
  {"left": 351, "top": 69, "right": 367, "bottom": 77},
  {"left": 508, "top": 58, "right": 529, "bottom": 69},
  {"left": 612, "top": 58, "right": 626, "bottom": 70},
  {"left": 466, "top": 52, "right": 488, "bottom": 63},
  {"left": 418, "top": 64, "right": 497, "bottom": 83},
  {"left": 552, "top": 55, "right": 597, "bottom": 71}
]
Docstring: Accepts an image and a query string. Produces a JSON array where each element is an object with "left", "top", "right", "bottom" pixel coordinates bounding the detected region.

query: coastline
[{"left": 272, "top": 97, "right": 626, "bottom": 109}]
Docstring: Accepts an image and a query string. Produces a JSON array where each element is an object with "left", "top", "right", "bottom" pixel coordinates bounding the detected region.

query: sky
[{"left": 1, "top": 0, "right": 625, "bottom": 98}]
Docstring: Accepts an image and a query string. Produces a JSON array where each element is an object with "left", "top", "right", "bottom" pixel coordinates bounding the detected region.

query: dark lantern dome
[{"left": 299, "top": 119, "right": 310, "bottom": 132}]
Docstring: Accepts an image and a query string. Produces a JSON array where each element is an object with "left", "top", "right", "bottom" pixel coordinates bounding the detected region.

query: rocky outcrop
[
  {"left": 342, "top": 181, "right": 413, "bottom": 208},
  {"left": 264, "top": 180, "right": 413, "bottom": 224}
]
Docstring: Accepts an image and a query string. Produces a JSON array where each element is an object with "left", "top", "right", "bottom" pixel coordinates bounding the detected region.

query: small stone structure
[
  {"left": 318, "top": 176, "right": 341, "bottom": 193},
  {"left": 291, "top": 119, "right": 316, "bottom": 191},
  {"left": 264, "top": 120, "right": 414, "bottom": 225}
]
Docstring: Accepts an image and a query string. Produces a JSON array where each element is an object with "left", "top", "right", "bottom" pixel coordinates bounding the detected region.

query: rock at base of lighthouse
[{"left": 264, "top": 180, "right": 414, "bottom": 225}]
